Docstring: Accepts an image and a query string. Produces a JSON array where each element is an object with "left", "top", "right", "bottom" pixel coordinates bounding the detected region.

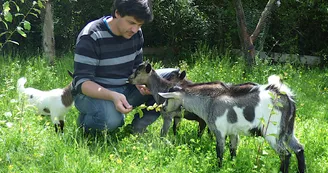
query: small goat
[
  {"left": 17, "top": 77, "right": 74, "bottom": 133},
  {"left": 127, "top": 62, "right": 207, "bottom": 137},
  {"left": 159, "top": 75, "right": 305, "bottom": 173}
]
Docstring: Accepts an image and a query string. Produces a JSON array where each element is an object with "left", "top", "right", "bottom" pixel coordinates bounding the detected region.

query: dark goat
[{"left": 128, "top": 62, "right": 207, "bottom": 137}]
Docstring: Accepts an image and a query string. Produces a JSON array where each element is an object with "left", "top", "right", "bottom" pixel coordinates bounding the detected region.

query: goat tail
[
  {"left": 17, "top": 77, "right": 27, "bottom": 93},
  {"left": 268, "top": 75, "right": 294, "bottom": 98}
]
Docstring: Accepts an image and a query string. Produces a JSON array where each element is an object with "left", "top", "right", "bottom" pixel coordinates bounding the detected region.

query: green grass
[{"left": 0, "top": 50, "right": 327, "bottom": 173}]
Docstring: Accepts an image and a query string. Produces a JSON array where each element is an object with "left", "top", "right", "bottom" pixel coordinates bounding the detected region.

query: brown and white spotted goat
[
  {"left": 17, "top": 77, "right": 74, "bottom": 133},
  {"left": 127, "top": 62, "right": 208, "bottom": 137},
  {"left": 159, "top": 75, "right": 305, "bottom": 173}
]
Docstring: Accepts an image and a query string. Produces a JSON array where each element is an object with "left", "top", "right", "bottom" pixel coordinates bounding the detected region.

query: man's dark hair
[{"left": 112, "top": 0, "right": 153, "bottom": 23}]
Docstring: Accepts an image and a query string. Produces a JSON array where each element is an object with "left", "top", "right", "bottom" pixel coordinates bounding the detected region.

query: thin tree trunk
[
  {"left": 234, "top": 0, "right": 277, "bottom": 66},
  {"left": 42, "top": 0, "right": 55, "bottom": 65},
  {"left": 234, "top": 0, "right": 254, "bottom": 65}
]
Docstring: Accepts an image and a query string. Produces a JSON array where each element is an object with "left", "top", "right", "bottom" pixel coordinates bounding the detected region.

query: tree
[
  {"left": 234, "top": 0, "right": 278, "bottom": 65},
  {"left": 42, "top": 0, "right": 55, "bottom": 64}
]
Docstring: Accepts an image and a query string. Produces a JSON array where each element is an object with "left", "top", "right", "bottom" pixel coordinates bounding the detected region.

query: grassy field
[{"left": 0, "top": 50, "right": 327, "bottom": 173}]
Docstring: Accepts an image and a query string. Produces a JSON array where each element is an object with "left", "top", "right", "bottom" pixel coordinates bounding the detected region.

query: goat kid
[
  {"left": 127, "top": 62, "right": 207, "bottom": 137},
  {"left": 17, "top": 77, "right": 74, "bottom": 133},
  {"left": 159, "top": 75, "right": 305, "bottom": 173}
]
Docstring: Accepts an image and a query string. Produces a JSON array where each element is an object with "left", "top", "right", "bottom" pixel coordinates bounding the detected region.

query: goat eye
[{"left": 30, "top": 95, "right": 33, "bottom": 99}]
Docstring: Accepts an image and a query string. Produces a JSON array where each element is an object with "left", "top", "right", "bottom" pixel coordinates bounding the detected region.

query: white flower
[
  {"left": 4, "top": 112, "right": 12, "bottom": 117},
  {"left": 6, "top": 122, "right": 13, "bottom": 128},
  {"left": 10, "top": 99, "right": 18, "bottom": 103}
]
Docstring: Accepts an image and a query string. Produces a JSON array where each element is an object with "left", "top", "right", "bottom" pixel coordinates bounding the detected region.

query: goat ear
[
  {"left": 146, "top": 63, "right": 152, "bottom": 73},
  {"left": 158, "top": 92, "right": 180, "bottom": 99},
  {"left": 67, "top": 70, "right": 73, "bottom": 78},
  {"left": 179, "top": 71, "right": 186, "bottom": 79},
  {"left": 169, "top": 86, "right": 182, "bottom": 92}
]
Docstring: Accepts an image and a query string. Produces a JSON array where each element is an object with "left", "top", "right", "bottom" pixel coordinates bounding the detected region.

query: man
[{"left": 72, "top": 0, "right": 176, "bottom": 134}]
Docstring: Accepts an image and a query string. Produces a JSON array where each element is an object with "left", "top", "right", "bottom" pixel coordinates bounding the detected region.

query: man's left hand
[{"left": 136, "top": 85, "right": 151, "bottom": 95}]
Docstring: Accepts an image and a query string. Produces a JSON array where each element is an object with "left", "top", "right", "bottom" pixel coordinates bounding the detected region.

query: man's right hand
[
  {"left": 81, "top": 81, "right": 133, "bottom": 114},
  {"left": 112, "top": 92, "right": 133, "bottom": 114}
]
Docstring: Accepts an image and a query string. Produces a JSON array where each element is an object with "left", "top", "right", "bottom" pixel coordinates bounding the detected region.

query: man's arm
[{"left": 81, "top": 81, "right": 132, "bottom": 114}]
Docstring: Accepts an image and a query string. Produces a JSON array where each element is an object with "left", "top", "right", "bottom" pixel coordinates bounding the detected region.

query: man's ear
[
  {"left": 146, "top": 63, "right": 152, "bottom": 73},
  {"left": 115, "top": 10, "right": 121, "bottom": 18}
]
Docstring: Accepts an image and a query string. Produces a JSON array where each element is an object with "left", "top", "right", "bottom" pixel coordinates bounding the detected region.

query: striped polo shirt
[{"left": 73, "top": 16, "right": 143, "bottom": 93}]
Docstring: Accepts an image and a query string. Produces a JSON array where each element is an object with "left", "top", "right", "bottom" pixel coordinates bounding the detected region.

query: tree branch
[{"left": 250, "top": 0, "right": 276, "bottom": 43}]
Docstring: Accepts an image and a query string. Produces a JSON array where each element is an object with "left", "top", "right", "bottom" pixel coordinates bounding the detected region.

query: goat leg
[
  {"left": 228, "top": 134, "right": 239, "bottom": 160},
  {"left": 287, "top": 136, "right": 306, "bottom": 173},
  {"left": 197, "top": 118, "right": 207, "bottom": 137},
  {"left": 212, "top": 128, "right": 225, "bottom": 167},
  {"left": 173, "top": 116, "right": 182, "bottom": 135},
  {"left": 296, "top": 149, "right": 305, "bottom": 173},
  {"left": 160, "top": 112, "right": 173, "bottom": 137},
  {"left": 279, "top": 152, "right": 291, "bottom": 173},
  {"left": 54, "top": 124, "right": 58, "bottom": 133},
  {"left": 59, "top": 120, "right": 65, "bottom": 133}
]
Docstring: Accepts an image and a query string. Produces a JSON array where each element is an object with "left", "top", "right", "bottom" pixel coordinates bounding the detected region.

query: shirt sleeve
[{"left": 72, "top": 35, "right": 100, "bottom": 94}]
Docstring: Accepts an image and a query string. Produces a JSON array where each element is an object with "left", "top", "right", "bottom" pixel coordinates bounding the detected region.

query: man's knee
[{"left": 79, "top": 106, "right": 125, "bottom": 133}]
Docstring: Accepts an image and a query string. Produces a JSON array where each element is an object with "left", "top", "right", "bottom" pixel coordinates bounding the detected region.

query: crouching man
[{"left": 72, "top": 0, "right": 176, "bottom": 135}]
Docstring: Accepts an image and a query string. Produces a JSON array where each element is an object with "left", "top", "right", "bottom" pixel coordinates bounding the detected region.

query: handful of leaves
[
  {"left": 132, "top": 103, "right": 163, "bottom": 118},
  {"left": 140, "top": 103, "right": 163, "bottom": 112}
]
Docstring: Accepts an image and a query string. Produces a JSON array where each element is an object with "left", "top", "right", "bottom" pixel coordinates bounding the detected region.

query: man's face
[{"left": 116, "top": 11, "right": 144, "bottom": 39}]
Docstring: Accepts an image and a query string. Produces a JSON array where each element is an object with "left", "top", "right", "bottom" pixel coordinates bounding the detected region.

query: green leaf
[
  {"left": 266, "top": 133, "right": 278, "bottom": 138},
  {"left": 21, "top": 0, "right": 25, "bottom": 3},
  {"left": 14, "top": 13, "right": 24, "bottom": 17},
  {"left": 0, "top": 20, "right": 9, "bottom": 29},
  {"left": 270, "top": 121, "right": 278, "bottom": 126},
  {"left": 8, "top": 40, "right": 19, "bottom": 45},
  {"left": 4, "top": 12, "right": 13, "bottom": 22},
  {"left": 260, "top": 117, "right": 266, "bottom": 125},
  {"left": 137, "top": 109, "right": 143, "bottom": 118},
  {"left": 276, "top": 102, "right": 283, "bottom": 108},
  {"left": 29, "top": 12, "right": 39, "bottom": 18},
  {"left": 3, "top": 2, "right": 10, "bottom": 12},
  {"left": 0, "top": 31, "right": 9, "bottom": 37},
  {"left": 32, "top": 8, "right": 41, "bottom": 14},
  {"left": 270, "top": 109, "right": 276, "bottom": 115},
  {"left": 16, "top": 26, "right": 27, "bottom": 37},
  {"left": 12, "top": 1, "right": 20, "bottom": 12},
  {"left": 23, "top": 21, "right": 31, "bottom": 30},
  {"left": 37, "top": 0, "right": 44, "bottom": 8}
]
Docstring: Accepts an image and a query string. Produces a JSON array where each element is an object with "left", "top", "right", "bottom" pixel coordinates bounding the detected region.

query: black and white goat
[
  {"left": 127, "top": 62, "right": 208, "bottom": 137},
  {"left": 159, "top": 75, "right": 305, "bottom": 173},
  {"left": 17, "top": 77, "right": 74, "bottom": 133}
]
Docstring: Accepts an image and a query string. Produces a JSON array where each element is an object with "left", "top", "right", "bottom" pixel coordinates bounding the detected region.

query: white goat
[
  {"left": 159, "top": 75, "right": 305, "bottom": 173},
  {"left": 17, "top": 77, "right": 74, "bottom": 133}
]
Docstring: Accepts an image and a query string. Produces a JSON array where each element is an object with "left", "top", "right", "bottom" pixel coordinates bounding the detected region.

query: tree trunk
[
  {"left": 234, "top": 0, "right": 277, "bottom": 66},
  {"left": 42, "top": 0, "right": 55, "bottom": 65}
]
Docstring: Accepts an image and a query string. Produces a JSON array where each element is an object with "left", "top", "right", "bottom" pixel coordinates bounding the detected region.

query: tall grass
[{"left": 0, "top": 50, "right": 327, "bottom": 173}]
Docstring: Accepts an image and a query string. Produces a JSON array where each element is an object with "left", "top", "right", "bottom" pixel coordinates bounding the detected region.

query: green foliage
[
  {"left": 1, "top": 0, "right": 327, "bottom": 64},
  {"left": 0, "top": 0, "right": 44, "bottom": 51},
  {"left": 0, "top": 48, "right": 328, "bottom": 172},
  {"left": 144, "top": 0, "right": 210, "bottom": 51},
  {"left": 267, "top": 1, "right": 328, "bottom": 58}
]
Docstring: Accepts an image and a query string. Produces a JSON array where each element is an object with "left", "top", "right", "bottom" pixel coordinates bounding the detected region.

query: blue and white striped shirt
[{"left": 73, "top": 16, "right": 143, "bottom": 93}]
